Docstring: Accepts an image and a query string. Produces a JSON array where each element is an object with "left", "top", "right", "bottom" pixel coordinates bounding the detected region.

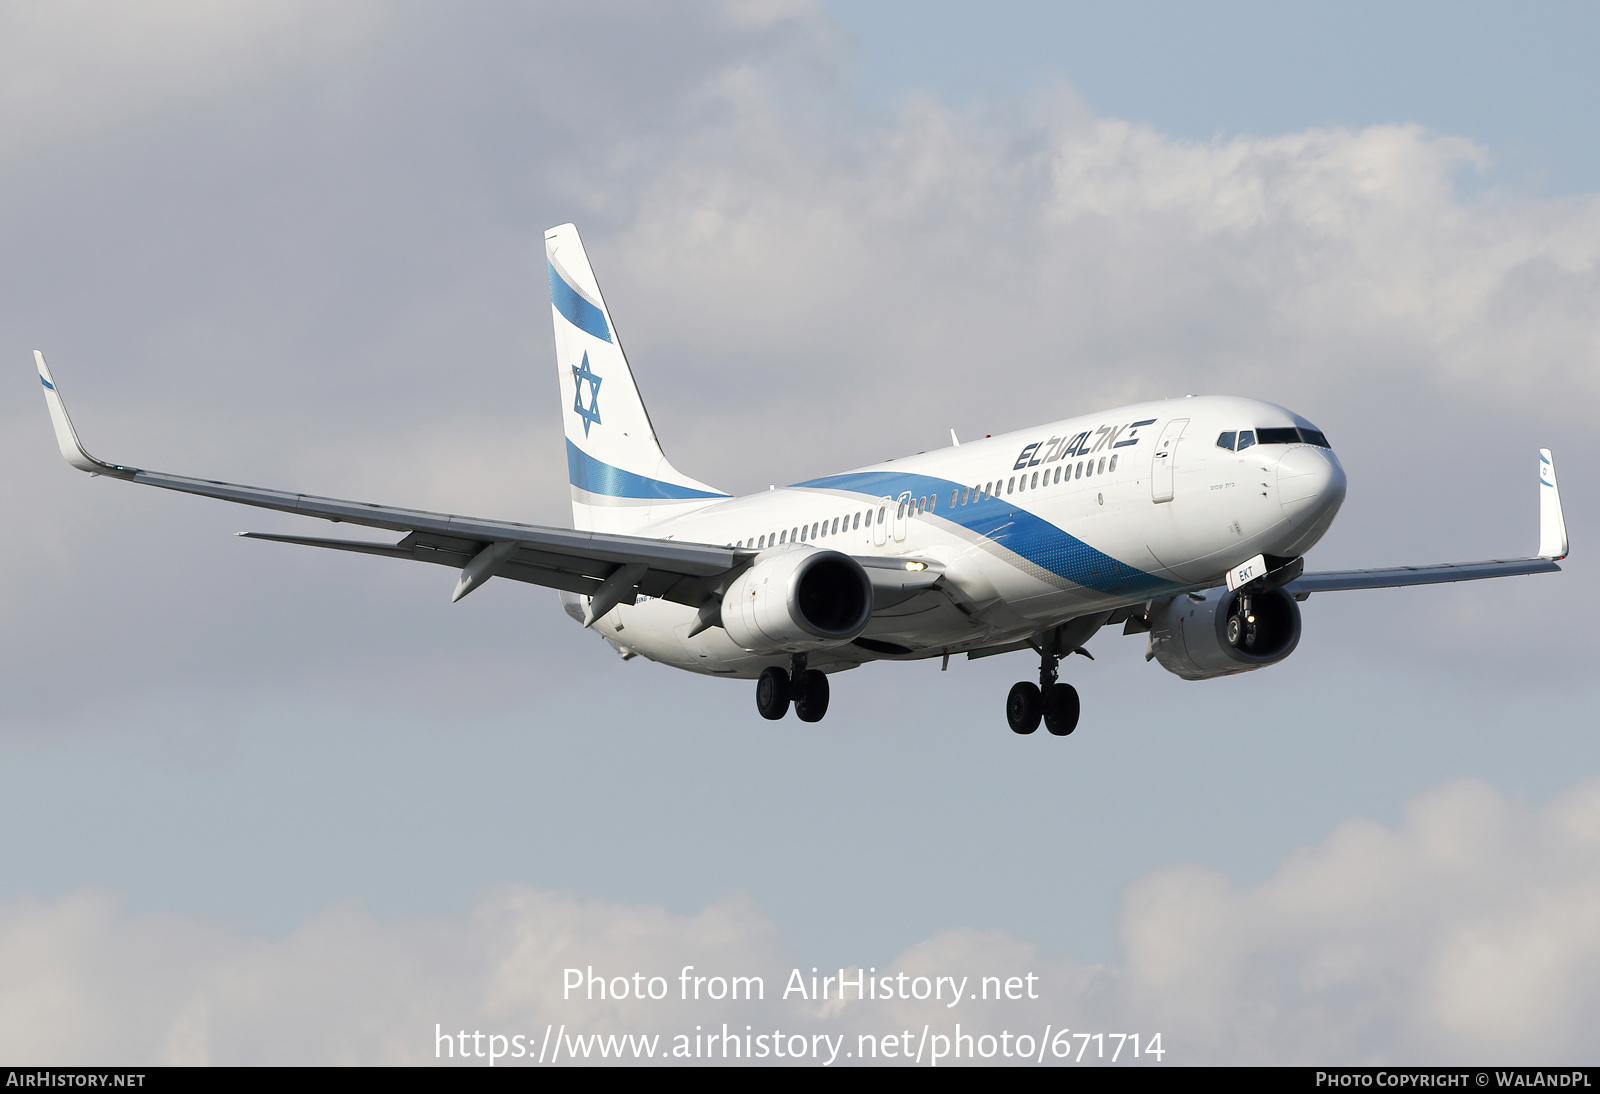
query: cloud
[
  {"left": 0, "top": 5, "right": 1596, "bottom": 1067},
  {"left": 7, "top": 0, "right": 1590, "bottom": 726},
  {"left": 0, "top": 0, "right": 380, "bottom": 159},
  {"left": 3, "top": 777, "right": 1596, "bottom": 1064},
  {"left": 1107, "top": 778, "right": 1600, "bottom": 1063}
]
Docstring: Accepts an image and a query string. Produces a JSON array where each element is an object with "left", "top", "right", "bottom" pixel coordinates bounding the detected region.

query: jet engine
[
  {"left": 721, "top": 546, "right": 874, "bottom": 654},
  {"left": 1147, "top": 586, "right": 1302, "bottom": 681}
]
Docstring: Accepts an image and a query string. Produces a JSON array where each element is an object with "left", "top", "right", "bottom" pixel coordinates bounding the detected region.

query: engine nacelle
[
  {"left": 1147, "top": 586, "right": 1302, "bottom": 681},
  {"left": 721, "top": 546, "right": 873, "bottom": 654}
]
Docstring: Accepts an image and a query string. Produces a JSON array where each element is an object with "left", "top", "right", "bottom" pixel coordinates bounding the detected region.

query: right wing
[
  {"left": 36, "top": 351, "right": 748, "bottom": 617},
  {"left": 36, "top": 352, "right": 945, "bottom": 621},
  {"left": 1285, "top": 448, "right": 1567, "bottom": 598}
]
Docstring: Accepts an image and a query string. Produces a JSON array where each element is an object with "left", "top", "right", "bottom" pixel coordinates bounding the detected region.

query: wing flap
[{"left": 239, "top": 529, "right": 728, "bottom": 606}]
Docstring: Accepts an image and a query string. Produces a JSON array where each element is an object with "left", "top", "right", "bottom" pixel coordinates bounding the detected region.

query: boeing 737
[{"left": 35, "top": 223, "right": 1569, "bottom": 735}]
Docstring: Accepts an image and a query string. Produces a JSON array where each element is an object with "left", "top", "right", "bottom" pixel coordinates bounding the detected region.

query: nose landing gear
[
  {"left": 754, "top": 655, "right": 831, "bottom": 722},
  {"left": 1007, "top": 646, "right": 1081, "bottom": 737}
]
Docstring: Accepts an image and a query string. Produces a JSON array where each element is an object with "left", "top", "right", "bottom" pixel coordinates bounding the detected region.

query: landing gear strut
[
  {"left": 1007, "top": 647, "right": 1080, "bottom": 736},
  {"left": 755, "top": 655, "right": 830, "bottom": 722}
]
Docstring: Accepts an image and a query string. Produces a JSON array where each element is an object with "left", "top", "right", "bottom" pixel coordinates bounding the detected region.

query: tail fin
[{"left": 545, "top": 224, "right": 726, "bottom": 534}]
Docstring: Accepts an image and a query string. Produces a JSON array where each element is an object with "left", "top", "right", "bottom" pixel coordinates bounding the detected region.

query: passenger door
[{"left": 1151, "top": 418, "right": 1189, "bottom": 503}]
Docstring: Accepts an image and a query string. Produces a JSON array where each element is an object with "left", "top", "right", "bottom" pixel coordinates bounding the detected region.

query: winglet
[
  {"left": 34, "top": 351, "right": 136, "bottom": 478},
  {"left": 1539, "top": 448, "right": 1568, "bottom": 560}
]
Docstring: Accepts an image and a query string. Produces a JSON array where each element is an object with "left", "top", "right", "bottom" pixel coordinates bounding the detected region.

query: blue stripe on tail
[
  {"left": 567, "top": 440, "right": 727, "bottom": 500},
  {"left": 548, "top": 262, "right": 612, "bottom": 343}
]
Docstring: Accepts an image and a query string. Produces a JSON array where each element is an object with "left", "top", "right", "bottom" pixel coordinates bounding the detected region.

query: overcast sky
[{"left": 2, "top": 0, "right": 1597, "bottom": 1065}]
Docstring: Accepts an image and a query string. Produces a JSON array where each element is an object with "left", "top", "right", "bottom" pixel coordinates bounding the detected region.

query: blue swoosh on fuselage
[{"left": 793, "top": 470, "right": 1171, "bottom": 597}]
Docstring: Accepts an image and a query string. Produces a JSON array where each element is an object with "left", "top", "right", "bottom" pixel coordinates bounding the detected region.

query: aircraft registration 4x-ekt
[{"left": 36, "top": 224, "right": 1570, "bottom": 736}]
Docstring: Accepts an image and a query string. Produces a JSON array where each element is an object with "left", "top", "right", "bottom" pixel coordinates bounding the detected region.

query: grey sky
[{"left": 1, "top": 1, "right": 1596, "bottom": 1063}]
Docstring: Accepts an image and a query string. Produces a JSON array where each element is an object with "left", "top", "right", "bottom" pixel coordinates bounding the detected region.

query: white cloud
[
  {"left": 601, "top": 90, "right": 1600, "bottom": 460},
  {"left": 1106, "top": 778, "right": 1600, "bottom": 1063},
  {"left": 0, "top": 0, "right": 379, "bottom": 159},
  {"left": 4, "top": 777, "right": 1597, "bottom": 1065}
]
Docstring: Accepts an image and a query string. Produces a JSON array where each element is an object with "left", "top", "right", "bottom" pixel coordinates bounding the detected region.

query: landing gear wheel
[
  {"left": 1043, "top": 683, "right": 1080, "bottom": 736},
  {"left": 756, "top": 666, "right": 790, "bottom": 720},
  {"left": 1226, "top": 613, "right": 1243, "bottom": 647},
  {"left": 794, "top": 669, "right": 830, "bottom": 722},
  {"left": 1006, "top": 681, "right": 1041, "bottom": 734}
]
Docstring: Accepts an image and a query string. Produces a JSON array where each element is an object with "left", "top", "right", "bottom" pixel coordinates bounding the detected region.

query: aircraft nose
[{"left": 1277, "top": 444, "right": 1347, "bottom": 527}]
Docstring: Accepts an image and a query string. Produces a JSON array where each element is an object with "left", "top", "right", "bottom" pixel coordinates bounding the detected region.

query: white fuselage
[{"left": 578, "top": 396, "right": 1346, "bottom": 678}]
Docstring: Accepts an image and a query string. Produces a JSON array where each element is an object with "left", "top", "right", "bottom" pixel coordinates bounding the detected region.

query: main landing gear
[
  {"left": 1006, "top": 647, "right": 1080, "bottom": 737},
  {"left": 755, "top": 655, "right": 831, "bottom": 723}
]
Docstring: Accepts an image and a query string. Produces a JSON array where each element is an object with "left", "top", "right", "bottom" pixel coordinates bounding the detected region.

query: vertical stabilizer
[{"left": 545, "top": 224, "right": 726, "bottom": 534}]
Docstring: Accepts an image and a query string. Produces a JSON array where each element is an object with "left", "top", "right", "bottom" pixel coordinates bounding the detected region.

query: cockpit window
[
  {"left": 1216, "top": 431, "right": 1237, "bottom": 451},
  {"left": 1237, "top": 430, "right": 1255, "bottom": 451},
  {"left": 1255, "top": 426, "right": 1331, "bottom": 447}
]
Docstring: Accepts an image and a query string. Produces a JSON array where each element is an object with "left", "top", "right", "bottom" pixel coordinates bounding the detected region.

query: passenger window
[
  {"left": 1109, "top": 454, "right": 1118, "bottom": 472},
  {"left": 1031, "top": 472, "right": 1038, "bottom": 488},
  {"left": 853, "top": 512, "right": 861, "bottom": 530},
  {"left": 896, "top": 502, "right": 906, "bottom": 519},
  {"left": 832, "top": 518, "right": 840, "bottom": 534},
  {"left": 950, "top": 490, "right": 958, "bottom": 508},
  {"left": 929, "top": 495, "right": 936, "bottom": 511},
  {"left": 960, "top": 487, "right": 969, "bottom": 505},
  {"left": 1053, "top": 467, "right": 1061, "bottom": 484},
  {"left": 758, "top": 535, "right": 766, "bottom": 548},
  {"left": 1018, "top": 476, "right": 1026, "bottom": 492},
  {"left": 811, "top": 523, "right": 819, "bottom": 539},
  {"left": 1076, "top": 461, "right": 1084, "bottom": 479},
  {"left": 1237, "top": 430, "right": 1256, "bottom": 451},
  {"left": 1098, "top": 457, "right": 1106, "bottom": 475},
  {"left": 1217, "top": 431, "right": 1236, "bottom": 451},
  {"left": 879, "top": 506, "right": 887, "bottom": 523},
  {"left": 1007, "top": 477, "right": 1015, "bottom": 493},
  {"left": 1086, "top": 461, "right": 1093, "bottom": 477}
]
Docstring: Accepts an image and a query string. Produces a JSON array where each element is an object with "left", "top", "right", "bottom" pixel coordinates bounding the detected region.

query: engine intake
[
  {"left": 722, "top": 547, "right": 873, "bottom": 654},
  {"left": 1147, "top": 586, "right": 1301, "bottom": 681}
]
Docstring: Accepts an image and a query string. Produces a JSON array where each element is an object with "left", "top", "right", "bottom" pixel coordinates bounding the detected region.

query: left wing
[
  {"left": 1285, "top": 449, "right": 1567, "bottom": 598},
  {"left": 36, "top": 352, "right": 941, "bottom": 621}
]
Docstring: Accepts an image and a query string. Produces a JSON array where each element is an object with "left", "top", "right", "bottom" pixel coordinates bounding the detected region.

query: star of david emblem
[{"left": 571, "top": 351, "right": 602, "bottom": 436}]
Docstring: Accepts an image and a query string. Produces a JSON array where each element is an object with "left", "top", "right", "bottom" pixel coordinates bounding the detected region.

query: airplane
[{"left": 35, "top": 223, "right": 1569, "bottom": 736}]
